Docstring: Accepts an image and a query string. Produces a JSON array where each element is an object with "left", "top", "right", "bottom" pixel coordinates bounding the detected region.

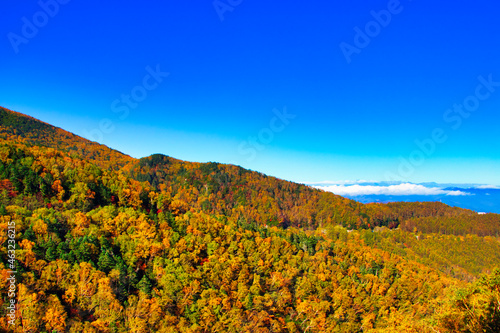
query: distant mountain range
[{"left": 308, "top": 181, "right": 500, "bottom": 213}]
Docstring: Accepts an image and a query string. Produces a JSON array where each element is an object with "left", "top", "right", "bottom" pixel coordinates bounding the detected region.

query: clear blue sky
[{"left": 1, "top": 0, "right": 499, "bottom": 185}]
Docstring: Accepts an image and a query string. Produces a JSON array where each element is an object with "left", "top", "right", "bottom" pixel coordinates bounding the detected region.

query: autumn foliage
[{"left": 0, "top": 106, "right": 499, "bottom": 332}]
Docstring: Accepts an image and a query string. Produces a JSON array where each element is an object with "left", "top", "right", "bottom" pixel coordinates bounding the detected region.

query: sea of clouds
[
  {"left": 313, "top": 183, "right": 468, "bottom": 196},
  {"left": 303, "top": 181, "right": 500, "bottom": 213}
]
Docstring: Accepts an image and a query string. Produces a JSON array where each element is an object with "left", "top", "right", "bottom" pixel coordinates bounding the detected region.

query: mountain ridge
[
  {"left": 2, "top": 106, "right": 497, "bottom": 232},
  {"left": 1, "top": 106, "right": 500, "bottom": 331},
  {"left": 0, "top": 106, "right": 135, "bottom": 169}
]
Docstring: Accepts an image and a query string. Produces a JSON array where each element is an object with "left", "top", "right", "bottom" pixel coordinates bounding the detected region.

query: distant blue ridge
[{"left": 349, "top": 187, "right": 500, "bottom": 214}]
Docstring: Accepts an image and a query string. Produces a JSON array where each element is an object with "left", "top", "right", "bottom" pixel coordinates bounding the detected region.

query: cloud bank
[
  {"left": 314, "top": 183, "right": 470, "bottom": 197},
  {"left": 474, "top": 185, "right": 500, "bottom": 190}
]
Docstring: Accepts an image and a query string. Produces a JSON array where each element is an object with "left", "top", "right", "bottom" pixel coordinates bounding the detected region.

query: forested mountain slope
[
  {"left": 3, "top": 106, "right": 496, "bottom": 234},
  {"left": 0, "top": 107, "right": 499, "bottom": 332},
  {"left": 126, "top": 152, "right": 497, "bottom": 234},
  {"left": 0, "top": 106, "right": 134, "bottom": 169}
]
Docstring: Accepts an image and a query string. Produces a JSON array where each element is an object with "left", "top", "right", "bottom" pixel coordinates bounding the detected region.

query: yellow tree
[
  {"left": 43, "top": 294, "right": 67, "bottom": 332},
  {"left": 89, "top": 277, "right": 124, "bottom": 331}
]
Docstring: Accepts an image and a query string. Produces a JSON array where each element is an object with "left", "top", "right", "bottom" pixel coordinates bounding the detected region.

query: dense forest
[{"left": 0, "top": 106, "right": 499, "bottom": 332}]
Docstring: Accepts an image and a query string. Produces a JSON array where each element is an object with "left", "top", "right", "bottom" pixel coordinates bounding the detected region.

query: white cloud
[
  {"left": 302, "top": 180, "right": 376, "bottom": 185},
  {"left": 475, "top": 185, "right": 500, "bottom": 190},
  {"left": 314, "top": 183, "right": 470, "bottom": 197}
]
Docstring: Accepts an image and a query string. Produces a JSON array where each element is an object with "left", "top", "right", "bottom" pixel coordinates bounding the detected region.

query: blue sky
[{"left": 1, "top": 0, "right": 500, "bottom": 185}]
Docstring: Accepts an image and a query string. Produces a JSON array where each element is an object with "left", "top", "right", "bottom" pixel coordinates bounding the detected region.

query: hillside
[
  {"left": 0, "top": 107, "right": 499, "bottom": 332},
  {"left": 2, "top": 106, "right": 479, "bottom": 231},
  {"left": 0, "top": 106, "right": 134, "bottom": 169}
]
